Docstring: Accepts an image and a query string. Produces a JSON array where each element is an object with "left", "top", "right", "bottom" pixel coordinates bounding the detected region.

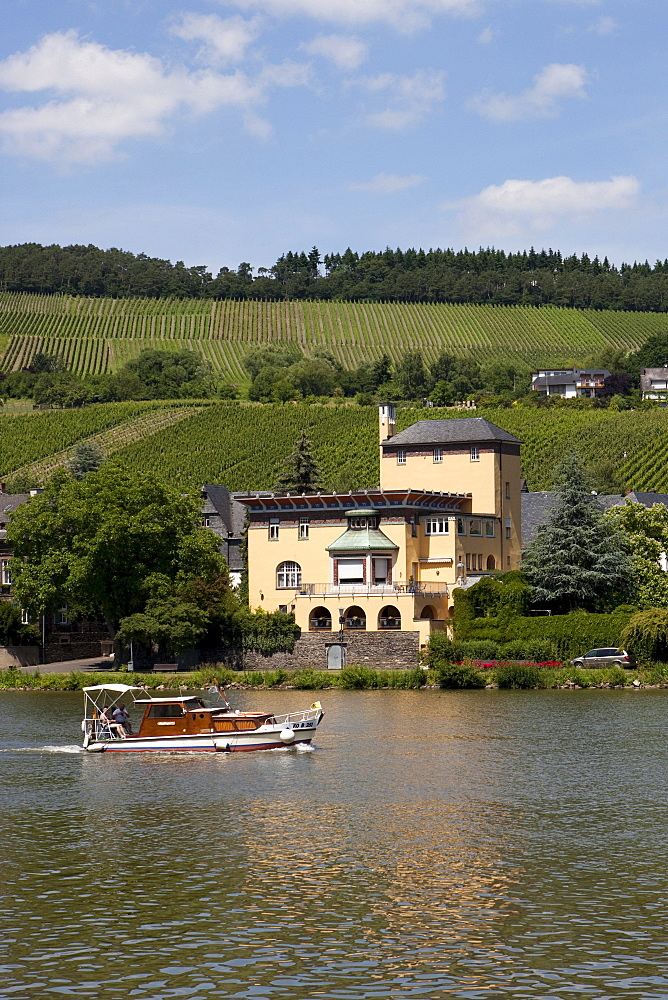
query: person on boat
[
  {"left": 100, "top": 705, "right": 127, "bottom": 738},
  {"left": 112, "top": 703, "right": 132, "bottom": 734}
]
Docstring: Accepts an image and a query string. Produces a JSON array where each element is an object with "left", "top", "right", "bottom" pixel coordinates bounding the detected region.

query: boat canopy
[
  {"left": 83, "top": 684, "right": 143, "bottom": 694},
  {"left": 134, "top": 695, "right": 202, "bottom": 704}
]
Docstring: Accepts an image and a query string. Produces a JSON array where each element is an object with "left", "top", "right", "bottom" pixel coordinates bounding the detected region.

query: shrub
[
  {"left": 436, "top": 661, "right": 486, "bottom": 689},
  {"left": 496, "top": 664, "right": 541, "bottom": 689},
  {"left": 291, "top": 668, "right": 330, "bottom": 689},
  {"left": 338, "top": 665, "right": 380, "bottom": 689},
  {"left": 620, "top": 608, "right": 668, "bottom": 662},
  {"left": 423, "top": 636, "right": 499, "bottom": 665},
  {"left": 499, "top": 639, "right": 558, "bottom": 661}
]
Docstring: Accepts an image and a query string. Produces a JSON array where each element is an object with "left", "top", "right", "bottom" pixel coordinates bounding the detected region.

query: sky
[{"left": 0, "top": 0, "right": 665, "bottom": 274}]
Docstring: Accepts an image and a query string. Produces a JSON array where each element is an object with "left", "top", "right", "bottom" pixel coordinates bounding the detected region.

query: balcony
[{"left": 298, "top": 582, "right": 449, "bottom": 597}]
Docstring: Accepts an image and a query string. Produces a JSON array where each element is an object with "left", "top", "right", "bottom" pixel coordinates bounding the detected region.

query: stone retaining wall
[
  {"left": 0, "top": 645, "right": 39, "bottom": 668},
  {"left": 204, "top": 631, "right": 421, "bottom": 671}
]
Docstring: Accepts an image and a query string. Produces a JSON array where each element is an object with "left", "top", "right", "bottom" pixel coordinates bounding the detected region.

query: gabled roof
[
  {"left": 519, "top": 490, "right": 668, "bottom": 546},
  {"left": 0, "top": 493, "right": 29, "bottom": 526},
  {"left": 382, "top": 418, "right": 521, "bottom": 448}
]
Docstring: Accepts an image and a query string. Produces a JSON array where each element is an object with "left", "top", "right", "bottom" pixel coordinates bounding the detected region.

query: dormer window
[{"left": 348, "top": 513, "right": 378, "bottom": 530}]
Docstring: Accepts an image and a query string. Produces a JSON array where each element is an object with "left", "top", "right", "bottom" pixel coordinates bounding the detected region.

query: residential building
[
  {"left": 531, "top": 368, "right": 610, "bottom": 399},
  {"left": 201, "top": 484, "right": 246, "bottom": 587},
  {"left": 237, "top": 406, "right": 522, "bottom": 663},
  {"left": 522, "top": 489, "right": 668, "bottom": 546},
  {"left": 640, "top": 367, "right": 668, "bottom": 402}
]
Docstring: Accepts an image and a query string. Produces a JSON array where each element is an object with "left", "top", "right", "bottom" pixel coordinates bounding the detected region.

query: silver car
[{"left": 569, "top": 647, "right": 636, "bottom": 668}]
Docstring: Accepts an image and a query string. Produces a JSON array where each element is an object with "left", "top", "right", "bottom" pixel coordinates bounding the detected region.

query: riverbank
[{"left": 2, "top": 662, "right": 668, "bottom": 691}]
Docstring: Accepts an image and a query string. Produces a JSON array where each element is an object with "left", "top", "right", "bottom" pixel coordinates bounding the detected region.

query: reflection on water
[{"left": 2, "top": 688, "right": 668, "bottom": 999}]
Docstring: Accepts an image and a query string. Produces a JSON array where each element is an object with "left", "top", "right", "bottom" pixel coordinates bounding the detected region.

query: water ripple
[{"left": 2, "top": 689, "right": 668, "bottom": 999}]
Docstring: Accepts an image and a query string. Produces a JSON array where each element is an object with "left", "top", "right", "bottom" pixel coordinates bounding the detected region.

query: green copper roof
[{"left": 326, "top": 526, "right": 399, "bottom": 552}]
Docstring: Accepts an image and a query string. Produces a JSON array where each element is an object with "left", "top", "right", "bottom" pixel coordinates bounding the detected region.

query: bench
[{"left": 154, "top": 663, "right": 178, "bottom": 672}]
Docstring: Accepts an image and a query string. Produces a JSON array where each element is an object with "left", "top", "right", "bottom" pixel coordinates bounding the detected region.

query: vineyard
[
  {"left": 0, "top": 401, "right": 207, "bottom": 482},
  {"left": 99, "top": 403, "right": 668, "bottom": 494},
  {"left": 6, "top": 399, "right": 668, "bottom": 495},
  {"left": 2, "top": 293, "right": 668, "bottom": 379}
]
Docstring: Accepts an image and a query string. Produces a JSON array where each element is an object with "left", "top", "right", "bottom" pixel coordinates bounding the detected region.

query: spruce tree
[
  {"left": 276, "top": 432, "right": 323, "bottom": 493},
  {"left": 68, "top": 440, "right": 105, "bottom": 480},
  {"left": 522, "top": 454, "right": 631, "bottom": 612}
]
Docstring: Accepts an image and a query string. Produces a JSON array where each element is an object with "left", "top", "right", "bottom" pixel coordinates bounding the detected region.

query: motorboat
[{"left": 81, "top": 683, "right": 324, "bottom": 753}]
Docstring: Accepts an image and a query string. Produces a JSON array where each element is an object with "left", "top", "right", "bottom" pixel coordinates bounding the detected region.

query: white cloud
[
  {"left": 469, "top": 63, "right": 588, "bottom": 122},
  {"left": 589, "top": 16, "right": 618, "bottom": 36},
  {"left": 300, "top": 34, "right": 368, "bottom": 70},
  {"left": 171, "top": 13, "right": 263, "bottom": 64},
  {"left": 223, "top": 0, "right": 482, "bottom": 32},
  {"left": 445, "top": 175, "right": 640, "bottom": 240},
  {"left": 359, "top": 69, "right": 446, "bottom": 130},
  {"left": 477, "top": 25, "right": 497, "bottom": 44},
  {"left": 349, "top": 172, "right": 425, "bottom": 194},
  {"left": 0, "top": 31, "right": 307, "bottom": 164}
]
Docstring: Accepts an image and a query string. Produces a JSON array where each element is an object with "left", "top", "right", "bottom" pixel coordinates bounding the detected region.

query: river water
[{"left": 2, "top": 688, "right": 668, "bottom": 1000}]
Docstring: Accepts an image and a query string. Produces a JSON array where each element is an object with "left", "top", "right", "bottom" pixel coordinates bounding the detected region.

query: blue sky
[{"left": 0, "top": 0, "right": 664, "bottom": 273}]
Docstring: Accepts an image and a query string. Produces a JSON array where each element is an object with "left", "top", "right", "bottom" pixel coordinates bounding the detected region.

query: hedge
[{"left": 452, "top": 608, "right": 637, "bottom": 661}]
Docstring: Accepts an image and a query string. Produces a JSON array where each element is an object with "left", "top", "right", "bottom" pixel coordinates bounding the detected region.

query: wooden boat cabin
[{"left": 134, "top": 697, "right": 274, "bottom": 738}]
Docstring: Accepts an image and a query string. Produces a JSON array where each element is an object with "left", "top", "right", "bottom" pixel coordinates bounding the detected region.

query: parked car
[{"left": 569, "top": 648, "right": 636, "bottom": 668}]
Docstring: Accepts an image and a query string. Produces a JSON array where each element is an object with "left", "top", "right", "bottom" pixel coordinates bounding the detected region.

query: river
[{"left": 2, "top": 687, "right": 668, "bottom": 1000}]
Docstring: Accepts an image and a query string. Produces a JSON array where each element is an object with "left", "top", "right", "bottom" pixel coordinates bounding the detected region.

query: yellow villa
[{"left": 237, "top": 405, "right": 522, "bottom": 668}]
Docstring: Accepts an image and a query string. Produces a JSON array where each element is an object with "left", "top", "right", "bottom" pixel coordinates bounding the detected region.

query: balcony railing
[{"left": 298, "top": 582, "right": 449, "bottom": 597}]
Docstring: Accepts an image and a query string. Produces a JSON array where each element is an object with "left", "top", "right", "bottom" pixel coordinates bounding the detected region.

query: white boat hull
[{"left": 85, "top": 716, "right": 322, "bottom": 753}]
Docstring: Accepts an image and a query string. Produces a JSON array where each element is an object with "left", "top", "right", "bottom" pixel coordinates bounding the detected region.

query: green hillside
[
  {"left": 2, "top": 293, "right": 667, "bottom": 379},
  {"left": 6, "top": 399, "right": 668, "bottom": 495}
]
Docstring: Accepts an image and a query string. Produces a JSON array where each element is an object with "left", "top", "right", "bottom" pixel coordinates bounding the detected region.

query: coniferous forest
[{"left": 2, "top": 242, "right": 668, "bottom": 311}]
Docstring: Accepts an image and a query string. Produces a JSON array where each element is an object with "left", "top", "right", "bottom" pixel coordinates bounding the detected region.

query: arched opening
[
  {"left": 344, "top": 605, "right": 366, "bottom": 630},
  {"left": 379, "top": 605, "right": 401, "bottom": 630},
  {"left": 309, "top": 606, "right": 332, "bottom": 631},
  {"left": 486, "top": 555, "right": 496, "bottom": 571},
  {"left": 276, "top": 561, "right": 302, "bottom": 589},
  {"left": 420, "top": 605, "right": 435, "bottom": 620}
]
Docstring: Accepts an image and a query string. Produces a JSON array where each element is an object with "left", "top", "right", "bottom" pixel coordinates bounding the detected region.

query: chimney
[{"left": 378, "top": 402, "right": 396, "bottom": 443}]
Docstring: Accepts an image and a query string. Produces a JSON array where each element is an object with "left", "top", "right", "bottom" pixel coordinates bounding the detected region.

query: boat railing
[
  {"left": 269, "top": 706, "right": 322, "bottom": 727},
  {"left": 83, "top": 719, "right": 125, "bottom": 742}
]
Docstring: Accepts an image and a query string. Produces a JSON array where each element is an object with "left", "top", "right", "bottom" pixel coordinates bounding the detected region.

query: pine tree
[
  {"left": 68, "top": 440, "right": 105, "bottom": 481},
  {"left": 276, "top": 432, "right": 323, "bottom": 493},
  {"left": 522, "top": 454, "right": 631, "bottom": 612}
]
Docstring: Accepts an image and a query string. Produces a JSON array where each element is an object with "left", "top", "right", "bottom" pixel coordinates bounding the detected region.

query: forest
[{"left": 3, "top": 242, "right": 668, "bottom": 311}]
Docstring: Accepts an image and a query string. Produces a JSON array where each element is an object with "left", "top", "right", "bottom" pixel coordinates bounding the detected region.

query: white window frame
[
  {"left": 269, "top": 517, "right": 279, "bottom": 541},
  {"left": 276, "top": 561, "right": 301, "bottom": 589},
  {"left": 299, "top": 517, "right": 309, "bottom": 540},
  {"left": 1, "top": 559, "right": 11, "bottom": 586},
  {"left": 469, "top": 519, "right": 482, "bottom": 536},
  {"left": 397, "top": 450, "right": 406, "bottom": 465},
  {"left": 424, "top": 517, "right": 449, "bottom": 535},
  {"left": 470, "top": 445, "right": 480, "bottom": 462},
  {"left": 21, "top": 608, "right": 30, "bottom": 624},
  {"left": 433, "top": 448, "right": 443, "bottom": 464},
  {"left": 202, "top": 516, "right": 211, "bottom": 528}
]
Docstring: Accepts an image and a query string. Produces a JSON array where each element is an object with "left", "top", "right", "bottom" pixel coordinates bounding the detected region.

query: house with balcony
[
  {"left": 531, "top": 368, "right": 610, "bottom": 399},
  {"left": 236, "top": 405, "right": 522, "bottom": 666},
  {"left": 640, "top": 367, "right": 668, "bottom": 402}
]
